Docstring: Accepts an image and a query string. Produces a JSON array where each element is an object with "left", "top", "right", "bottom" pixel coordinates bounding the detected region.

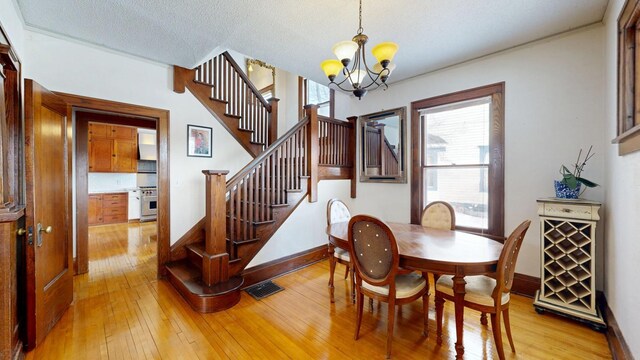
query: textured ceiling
[{"left": 16, "top": 0, "right": 608, "bottom": 85}]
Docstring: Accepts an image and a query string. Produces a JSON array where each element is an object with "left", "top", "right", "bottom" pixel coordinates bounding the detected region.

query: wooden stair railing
[
  {"left": 165, "top": 105, "right": 321, "bottom": 312},
  {"left": 174, "top": 51, "right": 278, "bottom": 157},
  {"left": 364, "top": 124, "right": 399, "bottom": 176}
]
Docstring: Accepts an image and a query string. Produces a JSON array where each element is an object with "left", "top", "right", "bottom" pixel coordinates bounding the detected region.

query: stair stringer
[{"left": 173, "top": 66, "right": 263, "bottom": 157}]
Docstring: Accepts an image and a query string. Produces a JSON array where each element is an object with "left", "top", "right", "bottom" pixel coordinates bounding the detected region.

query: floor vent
[{"left": 245, "top": 281, "right": 284, "bottom": 300}]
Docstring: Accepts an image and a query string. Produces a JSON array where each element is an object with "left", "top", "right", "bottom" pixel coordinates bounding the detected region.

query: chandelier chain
[{"left": 357, "top": 0, "right": 363, "bottom": 35}]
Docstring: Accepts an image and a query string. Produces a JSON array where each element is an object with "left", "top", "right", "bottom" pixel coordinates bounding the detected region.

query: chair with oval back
[
  {"left": 434, "top": 220, "right": 531, "bottom": 360},
  {"left": 420, "top": 201, "right": 456, "bottom": 230},
  {"left": 326, "top": 199, "right": 353, "bottom": 303},
  {"left": 348, "top": 215, "right": 429, "bottom": 359}
]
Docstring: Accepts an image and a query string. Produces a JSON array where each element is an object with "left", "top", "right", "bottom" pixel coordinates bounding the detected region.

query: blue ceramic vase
[{"left": 554, "top": 180, "right": 581, "bottom": 199}]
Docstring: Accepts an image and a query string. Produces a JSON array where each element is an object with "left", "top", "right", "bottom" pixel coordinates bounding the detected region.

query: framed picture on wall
[{"left": 187, "top": 124, "right": 213, "bottom": 157}]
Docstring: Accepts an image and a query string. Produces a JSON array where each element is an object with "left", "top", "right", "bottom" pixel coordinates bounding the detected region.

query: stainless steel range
[{"left": 139, "top": 186, "right": 157, "bottom": 222}]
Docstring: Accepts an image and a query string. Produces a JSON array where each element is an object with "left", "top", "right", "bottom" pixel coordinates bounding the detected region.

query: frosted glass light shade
[
  {"left": 347, "top": 69, "right": 367, "bottom": 86},
  {"left": 333, "top": 41, "right": 358, "bottom": 62},
  {"left": 321, "top": 59, "right": 343, "bottom": 79},
  {"left": 371, "top": 42, "right": 398, "bottom": 63},
  {"left": 373, "top": 62, "right": 396, "bottom": 75}
]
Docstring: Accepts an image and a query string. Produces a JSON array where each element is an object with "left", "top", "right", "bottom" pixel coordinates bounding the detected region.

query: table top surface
[{"left": 327, "top": 221, "right": 503, "bottom": 267}]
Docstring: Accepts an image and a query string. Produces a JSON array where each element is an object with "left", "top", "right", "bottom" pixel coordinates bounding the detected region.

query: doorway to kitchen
[{"left": 60, "top": 92, "right": 170, "bottom": 278}]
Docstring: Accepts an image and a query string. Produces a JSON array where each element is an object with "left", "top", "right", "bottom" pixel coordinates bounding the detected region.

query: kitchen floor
[{"left": 87, "top": 221, "right": 157, "bottom": 275}]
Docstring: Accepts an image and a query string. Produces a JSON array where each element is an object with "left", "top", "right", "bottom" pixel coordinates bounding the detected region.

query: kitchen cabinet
[
  {"left": 88, "top": 194, "right": 103, "bottom": 224},
  {"left": 88, "top": 192, "right": 128, "bottom": 225},
  {"left": 88, "top": 123, "right": 137, "bottom": 173}
]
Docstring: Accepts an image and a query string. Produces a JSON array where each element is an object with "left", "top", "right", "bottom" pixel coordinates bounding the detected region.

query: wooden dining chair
[
  {"left": 420, "top": 201, "right": 455, "bottom": 288},
  {"left": 434, "top": 220, "right": 531, "bottom": 360},
  {"left": 326, "top": 198, "right": 353, "bottom": 303},
  {"left": 348, "top": 215, "right": 429, "bottom": 359},
  {"left": 421, "top": 201, "right": 456, "bottom": 230}
]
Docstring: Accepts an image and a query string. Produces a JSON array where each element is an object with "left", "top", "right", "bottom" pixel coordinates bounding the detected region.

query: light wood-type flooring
[{"left": 26, "top": 221, "right": 611, "bottom": 359}]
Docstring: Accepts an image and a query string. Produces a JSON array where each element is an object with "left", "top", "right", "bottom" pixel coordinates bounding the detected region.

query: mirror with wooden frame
[
  {"left": 359, "top": 107, "right": 406, "bottom": 183},
  {"left": 246, "top": 58, "right": 276, "bottom": 100}
]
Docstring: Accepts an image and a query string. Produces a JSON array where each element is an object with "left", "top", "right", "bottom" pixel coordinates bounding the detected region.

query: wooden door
[
  {"left": 89, "top": 137, "right": 113, "bottom": 172},
  {"left": 113, "top": 139, "right": 137, "bottom": 172},
  {"left": 24, "top": 79, "right": 72, "bottom": 349}
]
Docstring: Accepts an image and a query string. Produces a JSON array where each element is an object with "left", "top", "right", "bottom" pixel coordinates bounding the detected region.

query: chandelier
[{"left": 320, "top": 0, "right": 398, "bottom": 100}]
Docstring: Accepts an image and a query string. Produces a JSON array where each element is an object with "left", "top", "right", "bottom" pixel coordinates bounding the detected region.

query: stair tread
[
  {"left": 208, "top": 97, "right": 228, "bottom": 104},
  {"left": 224, "top": 113, "right": 241, "bottom": 119},
  {"left": 233, "top": 238, "right": 261, "bottom": 245},
  {"left": 166, "top": 259, "right": 244, "bottom": 296},
  {"left": 225, "top": 215, "right": 276, "bottom": 225},
  {"left": 238, "top": 128, "right": 253, "bottom": 133},
  {"left": 250, "top": 141, "right": 266, "bottom": 145},
  {"left": 186, "top": 242, "right": 205, "bottom": 255},
  {"left": 193, "top": 80, "right": 214, "bottom": 87}
]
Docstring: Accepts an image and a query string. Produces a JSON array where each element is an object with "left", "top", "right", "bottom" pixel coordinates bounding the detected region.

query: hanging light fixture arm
[{"left": 320, "top": 0, "right": 397, "bottom": 99}]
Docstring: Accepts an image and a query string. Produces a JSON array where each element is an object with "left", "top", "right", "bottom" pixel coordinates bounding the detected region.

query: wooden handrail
[{"left": 220, "top": 52, "right": 271, "bottom": 111}]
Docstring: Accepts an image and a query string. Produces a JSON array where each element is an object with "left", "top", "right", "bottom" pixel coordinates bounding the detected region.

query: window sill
[{"left": 612, "top": 124, "right": 640, "bottom": 156}]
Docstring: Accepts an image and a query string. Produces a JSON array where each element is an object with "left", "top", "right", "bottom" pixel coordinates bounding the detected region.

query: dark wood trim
[
  {"left": 76, "top": 111, "right": 156, "bottom": 129},
  {"left": 511, "top": 273, "right": 539, "bottom": 297},
  {"left": 56, "top": 92, "right": 171, "bottom": 277},
  {"left": 241, "top": 245, "right": 327, "bottom": 289},
  {"left": 616, "top": 0, "right": 640, "bottom": 156},
  {"left": 74, "top": 115, "right": 89, "bottom": 274},
  {"left": 410, "top": 82, "right": 505, "bottom": 238},
  {"left": 602, "top": 293, "right": 634, "bottom": 360}
]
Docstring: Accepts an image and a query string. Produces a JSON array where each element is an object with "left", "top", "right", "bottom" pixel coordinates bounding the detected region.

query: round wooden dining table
[{"left": 326, "top": 221, "right": 504, "bottom": 360}]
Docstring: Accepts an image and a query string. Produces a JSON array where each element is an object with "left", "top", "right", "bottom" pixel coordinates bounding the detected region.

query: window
[
  {"left": 616, "top": 0, "right": 640, "bottom": 155},
  {"left": 299, "top": 77, "right": 334, "bottom": 118},
  {"left": 411, "top": 83, "right": 504, "bottom": 239}
]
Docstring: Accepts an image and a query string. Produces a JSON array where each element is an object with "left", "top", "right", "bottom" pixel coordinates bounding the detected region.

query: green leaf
[
  {"left": 562, "top": 174, "right": 578, "bottom": 189},
  {"left": 561, "top": 165, "right": 573, "bottom": 175},
  {"left": 577, "top": 177, "right": 599, "bottom": 188}
]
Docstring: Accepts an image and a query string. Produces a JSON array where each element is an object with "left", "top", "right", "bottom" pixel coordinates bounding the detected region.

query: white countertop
[{"left": 89, "top": 187, "right": 139, "bottom": 195}]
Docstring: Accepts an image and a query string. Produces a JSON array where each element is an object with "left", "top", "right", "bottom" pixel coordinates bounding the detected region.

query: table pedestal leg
[{"left": 453, "top": 274, "right": 466, "bottom": 359}]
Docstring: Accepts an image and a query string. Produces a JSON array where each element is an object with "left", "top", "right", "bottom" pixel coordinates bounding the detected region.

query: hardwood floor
[{"left": 26, "top": 222, "right": 611, "bottom": 359}]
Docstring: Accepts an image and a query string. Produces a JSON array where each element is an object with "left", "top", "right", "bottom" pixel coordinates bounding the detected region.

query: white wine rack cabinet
[{"left": 533, "top": 198, "right": 605, "bottom": 330}]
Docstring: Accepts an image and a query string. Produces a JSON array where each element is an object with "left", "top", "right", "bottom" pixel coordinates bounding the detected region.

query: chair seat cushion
[
  {"left": 334, "top": 247, "right": 350, "bottom": 261},
  {"left": 435, "top": 275, "right": 510, "bottom": 307},
  {"left": 362, "top": 273, "right": 426, "bottom": 299}
]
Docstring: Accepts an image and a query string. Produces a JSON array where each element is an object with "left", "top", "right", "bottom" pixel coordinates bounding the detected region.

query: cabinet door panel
[
  {"left": 109, "top": 125, "right": 137, "bottom": 140},
  {"left": 88, "top": 195, "right": 103, "bottom": 225},
  {"left": 89, "top": 138, "right": 113, "bottom": 172},
  {"left": 88, "top": 123, "right": 108, "bottom": 139},
  {"left": 113, "top": 140, "right": 137, "bottom": 173}
]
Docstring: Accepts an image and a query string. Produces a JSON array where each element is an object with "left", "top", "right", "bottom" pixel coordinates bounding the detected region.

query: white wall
[
  {"left": 603, "top": 0, "right": 640, "bottom": 355},
  {"left": 22, "top": 30, "right": 253, "bottom": 244},
  {"left": 348, "top": 25, "right": 607, "bottom": 283},
  {"left": 88, "top": 173, "right": 137, "bottom": 193},
  {"left": 19, "top": 29, "right": 354, "bottom": 267},
  {"left": 0, "top": 0, "right": 25, "bottom": 57}
]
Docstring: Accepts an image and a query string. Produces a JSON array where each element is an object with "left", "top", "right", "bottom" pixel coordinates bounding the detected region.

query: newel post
[
  {"left": 305, "top": 104, "right": 319, "bottom": 203},
  {"left": 347, "top": 116, "right": 358, "bottom": 198},
  {"left": 268, "top": 98, "right": 280, "bottom": 146},
  {"left": 201, "top": 170, "right": 229, "bottom": 286}
]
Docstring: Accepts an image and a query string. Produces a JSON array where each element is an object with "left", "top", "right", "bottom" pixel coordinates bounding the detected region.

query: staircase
[{"left": 166, "top": 53, "right": 356, "bottom": 312}]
